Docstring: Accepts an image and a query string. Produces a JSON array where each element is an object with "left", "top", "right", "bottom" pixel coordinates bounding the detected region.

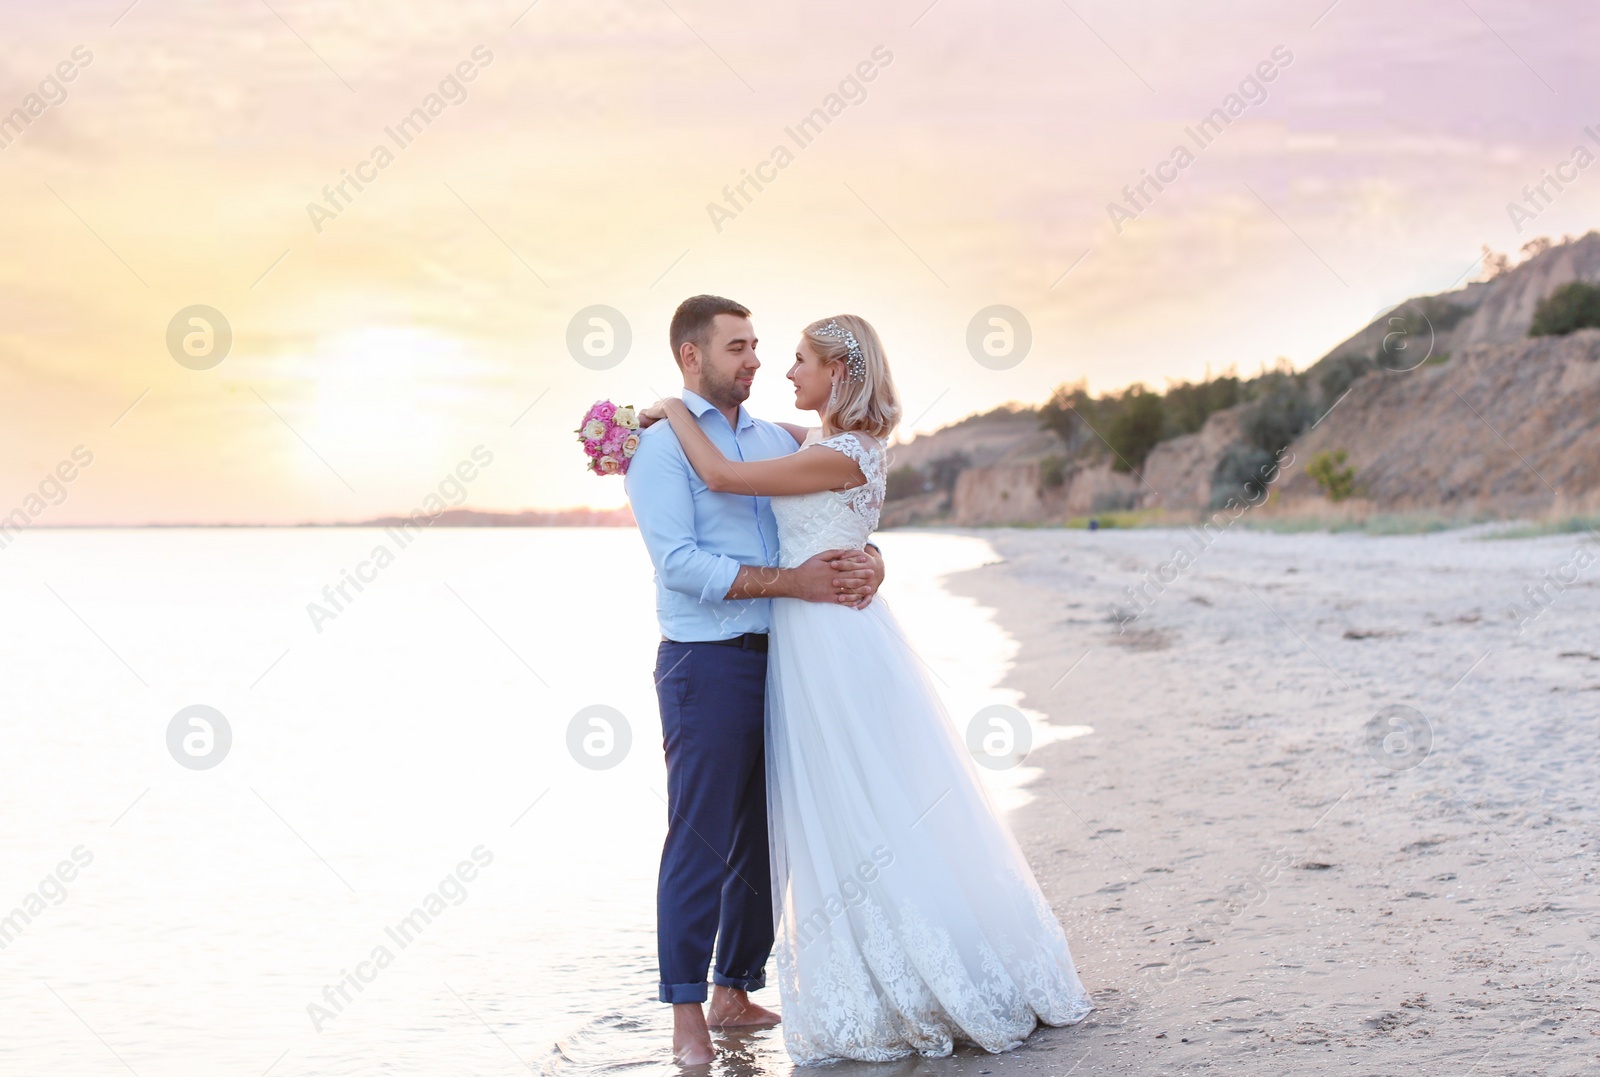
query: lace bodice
[{"left": 773, "top": 431, "right": 885, "bottom": 568}]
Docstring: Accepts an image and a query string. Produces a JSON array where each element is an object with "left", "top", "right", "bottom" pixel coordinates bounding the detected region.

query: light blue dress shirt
[{"left": 625, "top": 388, "right": 801, "bottom": 641}]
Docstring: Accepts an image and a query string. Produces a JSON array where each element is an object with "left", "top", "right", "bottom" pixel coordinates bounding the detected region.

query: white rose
[
  {"left": 581, "top": 419, "right": 607, "bottom": 440},
  {"left": 614, "top": 406, "right": 639, "bottom": 429}
]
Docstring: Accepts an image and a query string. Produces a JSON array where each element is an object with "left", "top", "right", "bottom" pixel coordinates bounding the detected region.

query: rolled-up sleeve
[{"left": 625, "top": 431, "right": 742, "bottom": 603}]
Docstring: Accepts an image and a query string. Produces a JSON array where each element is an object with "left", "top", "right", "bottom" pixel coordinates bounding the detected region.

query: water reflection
[{"left": 545, "top": 1001, "right": 1084, "bottom": 1077}]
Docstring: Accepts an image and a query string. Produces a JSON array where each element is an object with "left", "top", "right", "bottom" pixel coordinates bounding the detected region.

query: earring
[{"left": 827, "top": 379, "right": 839, "bottom": 409}]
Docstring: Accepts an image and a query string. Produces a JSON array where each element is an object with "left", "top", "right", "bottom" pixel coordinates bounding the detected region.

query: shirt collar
[{"left": 680, "top": 387, "right": 754, "bottom": 432}]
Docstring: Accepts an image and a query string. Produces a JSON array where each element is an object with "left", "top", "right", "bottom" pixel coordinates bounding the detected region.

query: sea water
[{"left": 0, "top": 527, "right": 1081, "bottom": 1076}]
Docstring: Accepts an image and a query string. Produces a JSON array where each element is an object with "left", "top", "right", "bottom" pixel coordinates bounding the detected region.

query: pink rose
[
  {"left": 590, "top": 400, "right": 617, "bottom": 423},
  {"left": 596, "top": 455, "right": 622, "bottom": 475},
  {"left": 584, "top": 438, "right": 604, "bottom": 458},
  {"left": 601, "top": 428, "right": 627, "bottom": 455}
]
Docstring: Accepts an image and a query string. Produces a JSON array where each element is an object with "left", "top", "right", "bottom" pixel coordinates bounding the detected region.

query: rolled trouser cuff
[
  {"left": 659, "top": 980, "right": 709, "bottom": 1004},
  {"left": 712, "top": 970, "right": 766, "bottom": 992}
]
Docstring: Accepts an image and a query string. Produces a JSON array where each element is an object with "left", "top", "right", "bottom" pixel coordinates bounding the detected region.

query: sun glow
[{"left": 274, "top": 325, "right": 493, "bottom": 492}]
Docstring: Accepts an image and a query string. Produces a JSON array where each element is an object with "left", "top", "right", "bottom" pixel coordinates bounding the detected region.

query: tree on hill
[
  {"left": 1038, "top": 381, "right": 1100, "bottom": 455},
  {"left": 1480, "top": 244, "right": 1512, "bottom": 281},
  {"left": 1105, "top": 386, "right": 1165, "bottom": 473},
  {"left": 1039, "top": 373, "right": 1242, "bottom": 474},
  {"left": 1163, "top": 375, "right": 1241, "bottom": 435},
  {"left": 1039, "top": 382, "right": 1166, "bottom": 473}
]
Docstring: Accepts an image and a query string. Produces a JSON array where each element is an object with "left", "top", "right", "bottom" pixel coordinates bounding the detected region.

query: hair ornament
[{"left": 816, "top": 321, "right": 866, "bottom": 382}]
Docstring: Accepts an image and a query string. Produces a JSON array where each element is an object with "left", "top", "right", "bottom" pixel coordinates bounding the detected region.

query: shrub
[
  {"left": 1039, "top": 454, "right": 1067, "bottom": 489},
  {"left": 1307, "top": 449, "right": 1356, "bottom": 501},
  {"left": 1241, "top": 377, "right": 1315, "bottom": 457},
  {"left": 1318, "top": 353, "right": 1374, "bottom": 404},
  {"left": 1373, "top": 298, "right": 1469, "bottom": 369},
  {"left": 1091, "top": 489, "right": 1139, "bottom": 512},
  {"left": 885, "top": 464, "right": 924, "bottom": 502},
  {"left": 1529, "top": 281, "right": 1600, "bottom": 337},
  {"left": 1521, "top": 236, "right": 1552, "bottom": 261},
  {"left": 1209, "top": 444, "right": 1277, "bottom": 509},
  {"left": 1375, "top": 310, "right": 1429, "bottom": 370},
  {"left": 926, "top": 451, "right": 971, "bottom": 493},
  {"left": 1419, "top": 297, "right": 1472, "bottom": 332}
]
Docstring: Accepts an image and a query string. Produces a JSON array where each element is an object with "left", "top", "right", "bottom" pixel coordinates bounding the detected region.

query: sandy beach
[{"left": 932, "top": 525, "right": 1599, "bottom": 1076}]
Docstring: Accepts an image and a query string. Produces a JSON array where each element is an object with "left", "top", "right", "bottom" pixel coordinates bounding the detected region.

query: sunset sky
[{"left": 3, "top": 0, "right": 1598, "bottom": 523}]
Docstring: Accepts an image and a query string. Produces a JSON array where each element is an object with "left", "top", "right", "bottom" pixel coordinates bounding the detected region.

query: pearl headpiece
[{"left": 816, "top": 320, "right": 866, "bottom": 382}]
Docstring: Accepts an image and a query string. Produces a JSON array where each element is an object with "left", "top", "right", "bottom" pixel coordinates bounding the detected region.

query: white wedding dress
[{"left": 765, "top": 430, "right": 1092, "bottom": 1064}]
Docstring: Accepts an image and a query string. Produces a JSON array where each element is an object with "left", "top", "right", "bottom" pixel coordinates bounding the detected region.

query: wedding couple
[{"left": 624, "top": 295, "right": 1091, "bottom": 1066}]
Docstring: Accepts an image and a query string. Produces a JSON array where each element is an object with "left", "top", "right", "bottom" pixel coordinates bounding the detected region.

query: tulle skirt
[{"left": 766, "top": 593, "right": 1092, "bottom": 1064}]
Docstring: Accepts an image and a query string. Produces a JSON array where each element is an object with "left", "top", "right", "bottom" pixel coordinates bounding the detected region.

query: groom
[{"left": 625, "top": 294, "right": 886, "bottom": 1064}]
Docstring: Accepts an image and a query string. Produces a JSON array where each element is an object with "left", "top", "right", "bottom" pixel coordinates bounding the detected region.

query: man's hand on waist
[{"left": 722, "top": 549, "right": 880, "bottom": 606}]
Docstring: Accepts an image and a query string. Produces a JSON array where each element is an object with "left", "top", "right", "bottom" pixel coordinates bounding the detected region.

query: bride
[{"left": 645, "top": 315, "right": 1091, "bottom": 1063}]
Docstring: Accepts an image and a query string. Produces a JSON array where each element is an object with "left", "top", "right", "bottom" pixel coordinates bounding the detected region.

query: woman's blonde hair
[{"left": 803, "top": 314, "right": 900, "bottom": 442}]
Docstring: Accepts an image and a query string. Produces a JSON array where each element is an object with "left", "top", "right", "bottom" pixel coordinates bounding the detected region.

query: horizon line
[{"left": 5, "top": 505, "right": 636, "bottom": 531}]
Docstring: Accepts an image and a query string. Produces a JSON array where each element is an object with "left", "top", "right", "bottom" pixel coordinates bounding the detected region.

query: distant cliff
[
  {"left": 882, "top": 232, "right": 1600, "bottom": 526},
  {"left": 1278, "top": 330, "right": 1600, "bottom": 515},
  {"left": 881, "top": 406, "right": 1142, "bottom": 527}
]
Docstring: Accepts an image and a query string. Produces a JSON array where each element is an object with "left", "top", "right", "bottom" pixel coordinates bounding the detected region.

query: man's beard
[{"left": 699, "top": 363, "right": 751, "bottom": 410}]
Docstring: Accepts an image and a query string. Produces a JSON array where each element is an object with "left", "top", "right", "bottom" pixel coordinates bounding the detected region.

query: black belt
[{"left": 664, "top": 631, "right": 769, "bottom": 652}]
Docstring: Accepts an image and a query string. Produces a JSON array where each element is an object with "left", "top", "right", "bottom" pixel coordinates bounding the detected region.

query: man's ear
[{"left": 679, "top": 341, "right": 700, "bottom": 374}]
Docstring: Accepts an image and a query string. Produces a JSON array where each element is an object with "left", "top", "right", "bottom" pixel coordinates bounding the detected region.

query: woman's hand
[{"left": 638, "top": 399, "right": 672, "bottom": 428}]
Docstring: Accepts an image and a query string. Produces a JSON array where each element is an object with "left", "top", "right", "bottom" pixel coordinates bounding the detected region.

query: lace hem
[{"left": 775, "top": 870, "right": 1093, "bottom": 1064}]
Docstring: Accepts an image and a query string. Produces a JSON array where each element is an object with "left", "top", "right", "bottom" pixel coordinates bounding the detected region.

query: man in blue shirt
[{"left": 625, "top": 295, "right": 884, "bottom": 1064}]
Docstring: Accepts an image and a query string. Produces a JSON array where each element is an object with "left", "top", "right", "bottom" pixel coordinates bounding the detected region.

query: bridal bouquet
[{"left": 575, "top": 400, "right": 641, "bottom": 476}]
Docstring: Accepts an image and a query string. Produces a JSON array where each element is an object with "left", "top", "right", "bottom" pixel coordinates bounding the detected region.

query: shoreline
[{"left": 937, "top": 526, "right": 1598, "bottom": 1075}]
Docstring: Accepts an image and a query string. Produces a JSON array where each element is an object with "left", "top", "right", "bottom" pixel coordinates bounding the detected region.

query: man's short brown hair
[{"left": 669, "top": 294, "right": 751, "bottom": 367}]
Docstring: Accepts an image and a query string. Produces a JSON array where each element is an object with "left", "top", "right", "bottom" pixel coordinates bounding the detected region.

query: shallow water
[{"left": 0, "top": 528, "right": 1084, "bottom": 1076}]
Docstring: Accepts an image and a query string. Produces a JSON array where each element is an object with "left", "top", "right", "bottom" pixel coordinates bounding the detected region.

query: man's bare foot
[
  {"left": 705, "top": 985, "right": 781, "bottom": 1028},
  {"left": 672, "top": 1003, "right": 715, "bottom": 1066}
]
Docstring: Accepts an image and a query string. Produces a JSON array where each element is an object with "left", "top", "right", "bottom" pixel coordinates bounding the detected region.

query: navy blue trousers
[{"left": 653, "top": 638, "right": 774, "bottom": 1003}]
